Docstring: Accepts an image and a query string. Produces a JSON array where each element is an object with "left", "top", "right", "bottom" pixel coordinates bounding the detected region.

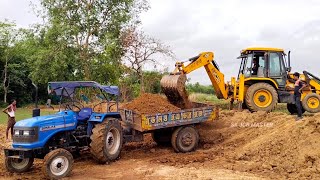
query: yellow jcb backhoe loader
[{"left": 161, "top": 47, "right": 320, "bottom": 113}]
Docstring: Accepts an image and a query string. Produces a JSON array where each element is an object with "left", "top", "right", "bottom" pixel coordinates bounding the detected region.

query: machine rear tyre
[
  {"left": 43, "top": 148, "right": 74, "bottom": 179},
  {"left": 152, "top": 129, "right": 173, "bottom": 146},
  {"left": 302, "top": 93, "right": 320, "bottom": 113},
  {"left": 245, "top": 83, "right": 278, "bottom": 112},
  {"left": 287, "top": 103, "right": 305, "bottom": 115},
  {"left": 5, "top": 157, "right": 34, "bottom": 173},
  {"left": 171, "top": 126, "right": 199, "bottom": 153},
  {"left": 90, "top": 119, "right": 123, "bottom": 164}
]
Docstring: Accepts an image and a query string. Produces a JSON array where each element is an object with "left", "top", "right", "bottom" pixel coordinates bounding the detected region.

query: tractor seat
[{"left": 77, "top": 108, "right": 93, "bottom": 121}]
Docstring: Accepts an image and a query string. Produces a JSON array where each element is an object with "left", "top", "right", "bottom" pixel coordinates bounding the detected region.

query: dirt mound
[
  {"left": 2, "top": 108, "right": 320, "bottom": 179},
  {"left": 152, "top": 110, "right": 320, "bottom": 179},
  {"left": 121, "top": 93, "right": 180, "bottom": 114}
]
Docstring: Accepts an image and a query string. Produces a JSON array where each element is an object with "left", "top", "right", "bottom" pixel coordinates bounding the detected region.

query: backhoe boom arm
[{"left": 174, "top": 52, "right": 229, "bottom": 99}]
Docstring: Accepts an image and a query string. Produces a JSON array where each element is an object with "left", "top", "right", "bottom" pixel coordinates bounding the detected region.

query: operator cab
[{"left": 238, "top": 47, "right": 290, "bottom": 88}]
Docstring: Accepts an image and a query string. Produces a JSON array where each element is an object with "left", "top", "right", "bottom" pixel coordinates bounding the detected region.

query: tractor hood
[{"left": 15, "top": 111, "right": 77, "bottom": 128}]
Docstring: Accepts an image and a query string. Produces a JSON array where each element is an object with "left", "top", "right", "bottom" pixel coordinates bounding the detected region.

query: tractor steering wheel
[
  {"left": 65, "top": 104, "right": 82, "bottom": 111},
  {"left": 62, "top": 101, "right": 84, "bottom": 111}
]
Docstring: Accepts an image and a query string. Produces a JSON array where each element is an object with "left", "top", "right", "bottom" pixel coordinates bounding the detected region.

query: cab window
[
  {"left": 243, "top": 54, "right": 252, "bottom": 77},
  {"left": 269, "top": 52, "right": 281, "bottom": 76}
]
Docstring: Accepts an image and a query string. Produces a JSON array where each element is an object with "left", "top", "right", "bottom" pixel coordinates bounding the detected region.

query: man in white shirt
[{"left": 3, "top": 100, "right": 16, "bottom": 142}]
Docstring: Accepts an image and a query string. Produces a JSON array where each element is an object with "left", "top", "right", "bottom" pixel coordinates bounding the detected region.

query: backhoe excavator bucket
[{"left": 160, "top": 74, "right": 192, "bottom": 109}]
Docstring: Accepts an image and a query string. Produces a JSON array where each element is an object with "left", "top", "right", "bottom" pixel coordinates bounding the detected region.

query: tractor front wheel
[
  {"left": 245, "top": 83, "right": 278, "bottom": 112},
  {"left": 90, "top": 118, "right": 123, "bottom": 164},
  {"left": 43, "top": 148, "right": 74, "bottom": 179},
  {"left": 5, "top": 157, "right": 34, "bottom": 173},
  {"left": 302, "top": 93, "right": 320, "bottom": 113}
]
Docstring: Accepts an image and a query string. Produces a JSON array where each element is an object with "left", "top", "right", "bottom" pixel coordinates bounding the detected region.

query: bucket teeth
[{"left": 160, "top": 74, "right": 192, "bottom": 109}]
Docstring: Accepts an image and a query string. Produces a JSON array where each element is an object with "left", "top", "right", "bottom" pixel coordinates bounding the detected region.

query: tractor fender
[
  {"left": 88, "top": 112, "right": 121, "bottom": 123},
  {"left": 87, "top": 112, "right": 122, "bottom": 136}
]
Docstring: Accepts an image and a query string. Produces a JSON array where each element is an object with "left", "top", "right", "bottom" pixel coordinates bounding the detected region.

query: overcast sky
[{"left": 1, "top": 0, "right": 320, "bottom": 85}]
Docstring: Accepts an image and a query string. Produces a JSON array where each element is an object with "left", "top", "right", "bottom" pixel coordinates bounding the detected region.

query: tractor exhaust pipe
[
  {"left": 288, "top": 51, "right": 291, "bottom": 72},
  {"left": 32, "top": 82, "right": 40, "bottom": 117}
]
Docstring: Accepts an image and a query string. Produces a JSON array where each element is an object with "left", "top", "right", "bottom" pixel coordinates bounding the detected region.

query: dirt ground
[{"left": 1, "top": 108, "right": 320, "bottom": 179}]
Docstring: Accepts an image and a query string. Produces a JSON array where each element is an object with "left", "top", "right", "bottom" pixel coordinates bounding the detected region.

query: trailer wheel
[
  {"left": 43, "top": 148, "right": 74, "bottom": 179},
  {"left": 171, "top": 126, "right": 199, "bottom": 153},
  {"left": 302, "top": 93, "right": 320, "bottom": 113},
  {"left": 90, "top": 118, "right": 123, "bottom": 164},
  {"left": 5, "top": 157, "right": 34, "bottom": 173},
  {"left": 152, "top": 129, "right": 172, "bottom": 146},
  {"left": 171, "top": 127, "right": 183, "bottom": 152}
]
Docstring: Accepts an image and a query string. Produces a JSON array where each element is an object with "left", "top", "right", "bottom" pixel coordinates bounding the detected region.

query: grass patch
[
  {"left": 0, "top": 108, "right": 55, "bottom": 124},
  {"left": 189, "top": 93, "right": 290, "bottom": 114}
]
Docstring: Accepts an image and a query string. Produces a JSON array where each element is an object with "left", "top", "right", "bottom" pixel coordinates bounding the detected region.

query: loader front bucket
[{"left": 160, "top": 74, "right": 192, "bottom": 109}]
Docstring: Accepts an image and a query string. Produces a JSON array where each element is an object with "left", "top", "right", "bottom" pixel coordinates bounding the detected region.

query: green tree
[
  {"left": 21, "top": 25, "right": 79, "bottom": 85},
  {"left": 40, "top": 0, "right": 149, "bottom": 80},
  {"left": 0, "top": 22, "right": 29, "bottom": 103}
]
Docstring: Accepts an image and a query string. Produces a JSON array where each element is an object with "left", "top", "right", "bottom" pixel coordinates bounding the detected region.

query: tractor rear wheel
[
  {"left": 171, "top": 126, "right": 199, "bottom": 153},
  {"left": 287, "top": 103, "right": 305, "bottom": 114},
  {"left": 302, "top": 93, "right": 320, "bottom": 113},
  {"left": 43, "top": 148, "right": 74, "bottom": 179},
  {"left": 5, "top": 157, "right": 34, "bottom": 173},
  {"left": 90, "top": 118, "right": 123, "bottom": 164},
  {"left": 152, "top": 129, "right": 173, "bottom": 146},
  {"left": 245, "top": 83, "right": 278, "bottom": 112}
]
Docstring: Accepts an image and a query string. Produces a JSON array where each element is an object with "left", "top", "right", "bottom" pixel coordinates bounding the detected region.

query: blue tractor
[{"left": 4, "top": 81, "right": 123, "bottom": 179}]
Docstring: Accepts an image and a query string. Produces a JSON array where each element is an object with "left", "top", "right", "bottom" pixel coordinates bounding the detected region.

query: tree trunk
[
  {"left": 140, "top": 74, "right": 145, "bottom": 93},
  {"left": 80, "top": 49, "right": 91, "bottom": 80},
  {"left": 3, "top": 55, "right": 8, "bottom": 103},
  {"left": 137, "top": 67, "right": 144, "bottom": 93}
]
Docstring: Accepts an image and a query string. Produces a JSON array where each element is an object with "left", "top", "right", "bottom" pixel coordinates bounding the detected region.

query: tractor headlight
[
  {"left": 22, "top": 130, "right": 36, "bottom": 136},
  {"left": 14, "top": 130, "right": 20, "bottom": 135},
  {"left": 23, "top": 130, "right": 30, "bottom": 136}
]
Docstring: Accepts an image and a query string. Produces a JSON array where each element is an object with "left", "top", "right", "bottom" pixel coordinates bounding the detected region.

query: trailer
[{"left": 120, "top": 104, "right": 219, "bottom": 152}]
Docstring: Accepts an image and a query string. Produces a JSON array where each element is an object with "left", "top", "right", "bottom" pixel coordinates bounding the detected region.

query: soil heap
[
  {"left": 121, "top": 93, "right": 180, "bottom": 114},
  {"left": 153, "top": 110, "right": 320, "bottom": 179}
]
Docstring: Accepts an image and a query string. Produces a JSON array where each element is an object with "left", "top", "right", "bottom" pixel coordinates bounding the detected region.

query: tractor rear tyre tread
[
  {"left": 90, "top": 118, "right": 123, "bottom": 164},
  {"left": 245, "top": 83, "right": 278, "bottom": 112},
  {"left": 43, "top": 148, "right": 74, "bottom": 179},
  {"left": 302, "top": 93, "right": 320, "bottom": 113}
]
